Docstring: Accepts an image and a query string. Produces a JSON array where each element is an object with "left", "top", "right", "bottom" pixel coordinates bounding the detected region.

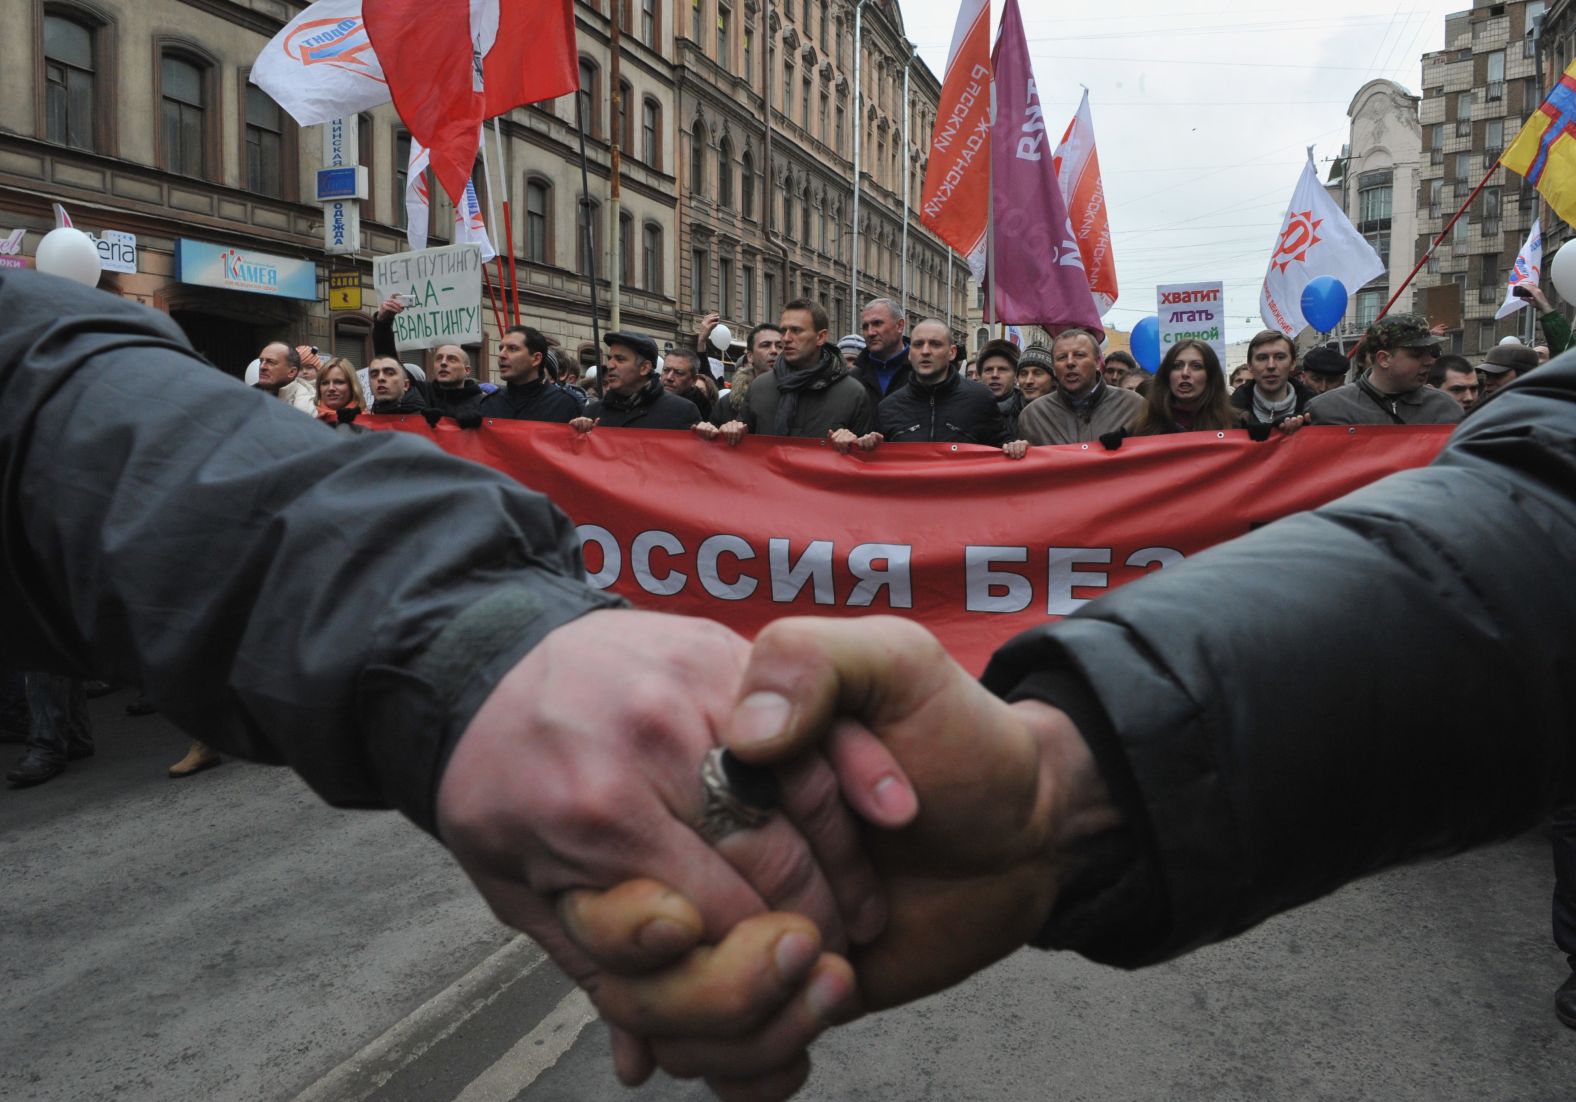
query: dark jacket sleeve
[
  {"left": 969, "top": 388, "right": 1009, "bottom": 447},
  {"left": 373, "top": 310, "right": 398, "bottom": 358},
  {"left": 846, "top": 386, "right": 874, "bottom": 436},
  {"left": 0, "top": 271, "right": 622, "bottom": 834},
  {"left": 982, "top": 358, "right": 1576, "bottom": 968}
]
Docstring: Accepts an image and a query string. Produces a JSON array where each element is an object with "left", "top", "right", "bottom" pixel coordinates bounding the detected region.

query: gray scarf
[
  {"left": 772, "top": 347, "right": 844, "bottom": 436},
  {"left": 1251, "top": 385, "right": 1297, "bottom": 424}
]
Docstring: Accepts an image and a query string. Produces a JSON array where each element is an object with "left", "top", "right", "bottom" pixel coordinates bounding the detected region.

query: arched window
[
  {"left": 525, "top": 178, "right": 551, "bottom": 263},
  {"left": 691, "top": 121, "right": 707, "bottom": 195},
  {"left": 43, "top": 9, "right": 105, "bottom": 151},
  {"left": 718, "top": 136, "right": 734, "bottom": 209},
  {"left": 159, "top": 50, "right": 212, "bottom": 178},
  {"left": 830, "top": 201, "right": 841, "bottom": 259},
  {"left": 800, "top": 184, "right": 812, "bottom": 250},
  {"left": 577, "top": 197, "right": 603, "bottom": 277},
  {"left": 617, "top": 79, "right": 632, "bottom": 149},
  {"left": 619, "top": 211, "right": 634, "bottom": 284},
  {"left": 642, "top": 97, "right": 662, "bottom": 168},
  {"left": 244, "top": 84, "right": 288, "bottom": 198},
  {"left": 740, "top": 150, "right": 755, "bottom": 219},
  {"left": 642, "top": 222, "right": 663, "bottom": 292},
  {"left": 577, "top": 57, "right": 599, "bottom": 135},
  {"left": 781, "top": 179, "right": 793, "bottom": 239},
  {"left": 818, "top": 192, "right": 829, "bottom": 254}
]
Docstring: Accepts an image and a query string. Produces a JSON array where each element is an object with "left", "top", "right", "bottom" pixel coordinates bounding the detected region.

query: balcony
[
  {"left": 1486, "top": 80, "right": 1504, "bottom": 101},
  {"left": 1479, "top": 285, "right": 1502, "bottom": 304},
  {"left": 1456, "top": 119, "right": 1473, "bottom": 137},
  {"left": 1481, "top": 218, "right": 1501, "bottom": 237},
  {"left": 1483, "top": 149, "right": 1499, "bottom": 168},
  {"left": 1431, "top": 148, "right": 1445, "bottom": 165}
]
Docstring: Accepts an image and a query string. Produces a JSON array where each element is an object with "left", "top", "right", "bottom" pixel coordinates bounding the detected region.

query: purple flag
[{"left": 990, "top": 0, "right": 1103, "bottom": 335}]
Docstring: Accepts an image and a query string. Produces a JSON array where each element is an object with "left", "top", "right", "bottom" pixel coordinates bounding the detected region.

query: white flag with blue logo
[
  {"left": 1495, "top": 218, "right": 1542, "bottom": 321},
  {"left": 250, "top": 0, "right": 389, "bottom": 127}
]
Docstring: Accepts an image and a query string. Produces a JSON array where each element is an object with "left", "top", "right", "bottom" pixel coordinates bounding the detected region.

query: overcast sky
[{"left": 898, "top": 0, "right": 1476, "bottom": 341}]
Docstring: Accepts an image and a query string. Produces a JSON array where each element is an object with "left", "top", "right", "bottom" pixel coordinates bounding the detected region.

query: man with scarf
[
  {"left": 1307, "top": 315, "right": 1462, "bottom": 427},
  {"left": 698, "top": 300, "right": 872, "bottom": 443},
  {"left": 571, "top": 332, "right": 701, "bottom": 432},
  {"left": 1231, "top": 330, "right": 1318, "bottom": 429},
  {"left": 1019, "top": 329, "right": 1142, "bottom": 446}
]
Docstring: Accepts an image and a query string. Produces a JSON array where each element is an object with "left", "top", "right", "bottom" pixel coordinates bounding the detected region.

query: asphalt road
[{"left": 2, "top": 691, "right": 1572, "bottom": 1101}]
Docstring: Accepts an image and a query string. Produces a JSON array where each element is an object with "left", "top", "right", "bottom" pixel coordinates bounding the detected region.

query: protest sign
[
  {"left": 1157, "top": 280, "right": 1227, "bottom": 370},
  {"left": 363, "top": 420, "right": 1450, "bottom": 673},
  {"left": 372, "top": 243, "right": 482, "bottom": 349}
]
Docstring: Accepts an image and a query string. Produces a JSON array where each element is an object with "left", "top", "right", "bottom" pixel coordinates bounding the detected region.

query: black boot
[
  {"left": 7, "top": 747, "right": 65, "bottom": 787},
  {"left": 1558, "top": 972, "right": 1576, "bottom": 1030}
]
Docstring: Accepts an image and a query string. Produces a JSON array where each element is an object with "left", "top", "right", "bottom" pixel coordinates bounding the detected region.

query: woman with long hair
[
  {"left": 315, "top": 357, "right": 366, "bottom": 424},
  {"left": 1128, "top": 339, "right": 1235, "bottom": 435}
]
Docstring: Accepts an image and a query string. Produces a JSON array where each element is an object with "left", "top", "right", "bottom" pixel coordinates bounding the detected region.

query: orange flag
[{"left": 919, "top": 0, "right": 992, "bottom": 281}]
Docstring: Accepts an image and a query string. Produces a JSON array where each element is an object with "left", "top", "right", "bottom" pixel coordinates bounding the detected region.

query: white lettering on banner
[
  {"left": 1015, "top": 79, "right": 1046, "bottom": 162},
  {"left": 697, "top": 535, "right": 758, "bottom": 601},
  {"left": 1046, "top": 547, "right": 1112, "bottom": 616},
  {"left": 633, "top": 530, "right": 687, "bottom": 596},
  {"left": 1126, "top": 547, "right": 1184, "bottom": 571},
  {"left": 847, "top": 544, "right": 913, "bottom": 609},
  {"left": 579, "top": 525, "right": 621, "bottom": 589},
  {"left": 769, "top": 539, "right": 836, "bottom": 605},
  {"left": 965, "top": 546, "right": 1033, "bottom": 613}
]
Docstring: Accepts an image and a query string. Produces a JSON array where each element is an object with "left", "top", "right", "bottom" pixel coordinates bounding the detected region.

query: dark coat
[
  {"left": 877, "top": 368, "right": 1009, "bottom": 446},
  {"left": 479, "top": 376, "right": 582, "bottom": 423},
  {"left": 586, "top": 373, "right": 702, "bottom": 429},
  {"left": 740, "top": 347, "right": 874, "bottom": 439},
  {"left": 996, "top": 389, "right": 1026, "bottom": 440},
  {"left": 852, "top": 344, "right": 914, "bottom": 408},
  {"left": 428, "top": 378, "right": 487, "bottom": 420}
]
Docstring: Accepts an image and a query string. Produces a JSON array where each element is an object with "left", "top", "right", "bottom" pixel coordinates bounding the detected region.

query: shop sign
[
  {"left": 328, "top": 269, "right": 361, "bottom": 311},
  {"left": 176, "top": 239, "right": 317, "bottom": 300}
]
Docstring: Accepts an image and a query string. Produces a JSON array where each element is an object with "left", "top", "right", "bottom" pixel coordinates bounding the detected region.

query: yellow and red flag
[
  {"left": 919, "top": 0, "right": 992, "bottom": 282},
  {"left": 1502, "top": 61, "right": 1576, "bottom": 227}
]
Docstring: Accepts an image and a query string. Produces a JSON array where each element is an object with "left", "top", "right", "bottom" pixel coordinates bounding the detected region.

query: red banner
[{"left": 366, "top": 419, "right": 1452, "bottom": 672}]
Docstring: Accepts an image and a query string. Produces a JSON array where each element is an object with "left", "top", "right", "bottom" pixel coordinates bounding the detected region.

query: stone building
[
  {"left": 1, "top": 0, "right": 963, "bottom": 381},
  {"left": 1413, "top": 0, "right": 1545, "bottom": 356}
]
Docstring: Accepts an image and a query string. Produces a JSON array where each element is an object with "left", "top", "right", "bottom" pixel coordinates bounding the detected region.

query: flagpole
[
  {"left": 574, "top": 90, "right": 604, "bottom": 380},
  {"left": 489, "top": 117, "right": 521, "bottom": 325},
  {"left": 1372, "top": 158, "right": 1501, "bottom": 334},
  {"left": 475, "top": 128, "right": 511, "bottom": 336}
]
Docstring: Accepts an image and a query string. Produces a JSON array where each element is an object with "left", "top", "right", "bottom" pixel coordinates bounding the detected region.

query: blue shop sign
[{"left": 176, "top": 239, "right": 318, "bottom": 301}]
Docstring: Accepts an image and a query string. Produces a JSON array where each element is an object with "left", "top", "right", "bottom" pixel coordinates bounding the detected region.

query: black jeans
[
  {"left": 1555, "top": 801, "right": 1576, "bottom": 971},
  {"left": 22, "top": 673, "right": 93, "bottom": 762}
]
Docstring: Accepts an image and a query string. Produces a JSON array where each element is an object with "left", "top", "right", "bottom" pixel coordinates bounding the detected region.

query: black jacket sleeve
[
  {"left": 373, "top": 310, "right": 398, "bottom": 358},
  {"left": 982, "top": 356, "right": 1576, "bottom": 968},
  {"left": 0, "top": 271, "right": 622, "bottom": 833}
]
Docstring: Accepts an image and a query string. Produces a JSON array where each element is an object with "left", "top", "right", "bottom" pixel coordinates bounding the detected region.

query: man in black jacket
[
  {"left": 479, "top": 326, "right": 581, "bottom": 423},
  {"left": 366, "top": 355, "right": 432, "bottom": 415},
  {"left": 572, "top": 331, "right": 700, "bottom": 431},
  {"left": 830, "top": 320, "right": 1020, "bottom": 458},
  {"left": 428, "top": 344, "right": 487, "bottom": 419}
]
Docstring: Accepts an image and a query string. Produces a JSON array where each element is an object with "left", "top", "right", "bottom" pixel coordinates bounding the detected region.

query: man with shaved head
[
  {"left": 832, "top": 319, "right": 1022, "bottom": 458},
  {"left": 429, "top": 343, "right": 485, "bottom": 419}
]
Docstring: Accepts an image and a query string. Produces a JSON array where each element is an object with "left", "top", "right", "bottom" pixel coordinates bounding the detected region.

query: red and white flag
[
  {"left": 1054, "top": 91, "right": 1118, "bottom": 315},
  {"left": 919, "top": 0, "right": 992, "bottom": 282},
  {"left": 405, "top": 136, "right": 496, "bottom": 262},
  {"left": 52, "top": 203, "right": 74, "bottom": 229},
  {"left": 365, "top": 0, "right": 578, "bottom": 204}
]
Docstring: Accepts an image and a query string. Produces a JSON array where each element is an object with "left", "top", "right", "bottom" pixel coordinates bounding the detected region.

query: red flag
[
  {"left": 919, "top": 0, "right": 992, "bottom": 281},
  {"left": 365, "top": 0, "right": 578, "bottom": 205}
]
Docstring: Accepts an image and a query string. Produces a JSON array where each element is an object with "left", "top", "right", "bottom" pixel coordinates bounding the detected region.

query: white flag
[
  {"left": 453, "top": 179, "right": 497, "bottom": 263},
  {"left": 404, "top": 140, "right": 431, "bottom": 251},
  {"left": 52, "top": 203, "right": 73, "bottom": 229},
  {"left": 1495, "top": 218, "right": 1543, "bottom": 320},
  {"left": 250, "top": 0, "right": 388, "bottom": 128},
  {"left": 1259, "top": 149, "right": 1386, "bottom": 337}
]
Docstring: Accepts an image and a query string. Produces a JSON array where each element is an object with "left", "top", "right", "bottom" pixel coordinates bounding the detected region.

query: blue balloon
[
  {"left": 1130, "top": 316, "right": 1161, "bottom": 373},
  {"left": 1300, "top": 276, "right": 1349, "bottom": 333}
]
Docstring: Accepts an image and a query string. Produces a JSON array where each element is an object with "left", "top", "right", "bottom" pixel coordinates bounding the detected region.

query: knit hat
[
  {"left": 837, "top": 334, "right": 867, "bottom": 355},
  {"left": 1019, "top": 343, "right": 1055, "bottom": 372}
]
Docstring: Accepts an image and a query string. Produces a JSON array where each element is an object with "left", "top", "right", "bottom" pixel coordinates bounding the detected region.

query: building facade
[
  {"left": 1, "top": 0, "right": 962, "bottom": 382},
  {"left": 1413, "top": 0, "right": 1546, "bottom": 357}
]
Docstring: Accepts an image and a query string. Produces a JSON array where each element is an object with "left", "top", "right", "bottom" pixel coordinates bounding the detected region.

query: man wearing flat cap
[
  {"left": 1307, "top": 314, "right": 1463, "bottom": 426},
  {"left": 1478, "top": 342, "right": 1539, "bottom": 404},
  {"left": 570, "top": 331, "right": 701, "bottom": 432},
  {"left": 1300, "top": 345, "right": 1350, "bottom": 396}
]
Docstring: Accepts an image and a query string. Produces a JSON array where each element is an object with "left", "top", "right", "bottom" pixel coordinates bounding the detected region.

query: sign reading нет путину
[{"left": 372, "top": 244, "right": 482, "bottom": 350}]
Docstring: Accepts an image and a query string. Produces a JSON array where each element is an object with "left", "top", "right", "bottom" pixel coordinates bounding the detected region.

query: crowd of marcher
[{"left": 3, "top": 285, "right": 1571, "bottom": 1036}]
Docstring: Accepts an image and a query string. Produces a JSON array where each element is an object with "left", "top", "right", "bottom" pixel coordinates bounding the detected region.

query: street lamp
[
  {"left": 850, "top": 0, "right": 873, "bottom": 321},
  {"left": 899, "top": 42, "right": 916, "bottom": 320}
]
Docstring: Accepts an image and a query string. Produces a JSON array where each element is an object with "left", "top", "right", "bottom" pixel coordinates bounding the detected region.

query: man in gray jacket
[
  {"left": 1307, "top": 314, "right": 1463, "bottom": 426},
  {"left": 1018, "top": 329, "right": 1143, "bottom": 445}
]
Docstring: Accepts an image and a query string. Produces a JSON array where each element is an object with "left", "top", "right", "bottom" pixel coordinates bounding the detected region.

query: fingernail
[
  {"left": 732, "top": 692, "right": 792, "bottom": 746},
  {"left": 635, "top": 917, "right": 693, "bottom": 956},
  {"left": 871, "top": 774, "right": 918, "bottom": 822},
  {"left": 774, "top": 931, "right": 817, "bottom": 981},
  {"left": 806, "top": 970, "right": 851, "bottom": 1023}
]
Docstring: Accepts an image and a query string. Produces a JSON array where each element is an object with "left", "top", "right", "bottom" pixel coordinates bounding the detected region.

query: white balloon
[
  {"left": 1551, "top": 245, "right": 1576, "bottom": 301},
  {"left": 35, "top": 227, "right": 102, "bottom": 287},
  {"left": 709, "top": 323, "right": 733, "bottom": 351},
  {"left": 244, "top": 358, "right": 261, "bottom": 386},
  {"left": 1498, "top": 335, "right": 1524, "bottom": 346}
]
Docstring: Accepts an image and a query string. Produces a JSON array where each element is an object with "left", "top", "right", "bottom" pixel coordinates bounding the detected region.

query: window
[
  {"left": 744, "top": 28, "right": 753, "bottom": 83},
  {"left": 835, "top": 16, "right": 844, "bottom": 67},
  {"left": 1356, "top": 171, "right": 1392, "bottom": 225},
  {"left": 831, "top": 202, "right": 841, "bottom": 258},
  {"left": 819, "top": 196, "right": 829, "bottom": 253},
  {"left": 1479, "top": 251, "right": 1500, "bottom": 284},
  {"left": 578, "top": 58, "right": 598, "bottom": 135},
  {"left": 1456, "top": 90, "right": 1472, "bottom": 121},
  {"left": 1453, "top": 216, "right": 1469, "bottom": 243},
  {"left": 1355, "top": 289, "right": 1383, "bottom": 328},
  {"left": 692, "top": 247, "right": 709, "bottom": 310},
  {"left": 781, "top": 181, "right": 793, "bottom": 238},
  {"left": 1429, "top": 177, "right": 1443, "bottom": 218},
  {"left": 160, "top": 53, "right": 208, "bottom": 177},
  {"left": 1454, "top": 151, "right": 1473, "bottom": 187},
  {"left": 1479, "top": 320, "right": 1496, "bottom": 353},
  {"left": 801, "top": 185, "right": 811, "bottom": 247},
  {"left": 642, "top": 98, "right": 661, "bottom": 168},
  {"left": 617, "top": 80, "right": 631, "bottom": 149},
  {"left": 836, "top": 101, "right": 845, "bottom": 151},
  {"left": 1486, "top": 49, "right": 1505, "bottom": 99},
  {"left": 642, "top": 0, "right": 657, "bottom": 47},
  {"left": 245, "top": 85, "right": 285, "bottom": 197},
  {"left": 740, "top": 150, "right": 755, "bottom": 218},
  {"left": 718, "top": 137, "right": 734, "bottom": 208},
  {"left": 577, "top": 197, "right": 603, "bottom": 277},
  {"left": 643, "top": 222, "right": 663, "bottom": 291},
  {"left": 620, "top": 212, "right": 634, "bottom": 284},
  {"left": 802, "top": 0, "right": 811, "bottom": 29},
  {"left": 1485, "top": 117, "right": 1504, "bottom": 154},
  {"left": 819, "top": 1, "right": 828, "bottom": 50},
  {"left": 357, "top": 112, "right": 375, "bottom": 221},
  {"left": 820, "top": 92, "right": 829, "bottom": 142},
  {"left": 691, "top": 123, "right": 707, "bottom": 195},
  {"left": 764, "top": 270, "right": 778, "bottom": 318},
  {"left": 720, "top": 256, "right": 735, "bottom": 316},
  {"left": 716, "top": 3, "right": 730, "bottom": 61},
  {"left": 44, "top": 13, "right": 98, "bottom": 151},
  {"left": 526, "top": 179, "right": 550, "bottom": 262},
  {"left": 803, "top": 78, "right": 811, "bottom": 128},
  {"left": 742, "top": 262, "right": 755, "bottom": 321}
]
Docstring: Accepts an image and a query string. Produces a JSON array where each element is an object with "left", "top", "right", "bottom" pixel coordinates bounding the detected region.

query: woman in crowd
[
  {"left": 315, "top": 357, "right": 366, "bottom": 425},
  {"left": 1128, "top": 339, "right": 1235, "bottom": 436}
]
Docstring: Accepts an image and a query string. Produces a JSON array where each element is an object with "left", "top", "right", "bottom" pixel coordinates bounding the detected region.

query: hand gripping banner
[{"left": 365, "top": 420, "right": 1452, "bottom": 672}]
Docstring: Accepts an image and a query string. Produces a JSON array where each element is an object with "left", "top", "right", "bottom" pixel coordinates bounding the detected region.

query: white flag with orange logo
[
  {"left": 1259, "top": 149, "right": 1384, "bottom": 336},
  {"left": 919, "top": 0, "right": 991, "bottom": 282},
  {"left": 1054, "top": 90, "right": 1117, "bottom": 314}
]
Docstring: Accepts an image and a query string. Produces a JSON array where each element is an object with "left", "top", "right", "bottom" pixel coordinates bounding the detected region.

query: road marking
[
  {"left": 292, "top": 936, "right": 547, "bottom": 1102},
  {"left": 451, "top": 988, "right": 598, "bottom": 1102}
]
